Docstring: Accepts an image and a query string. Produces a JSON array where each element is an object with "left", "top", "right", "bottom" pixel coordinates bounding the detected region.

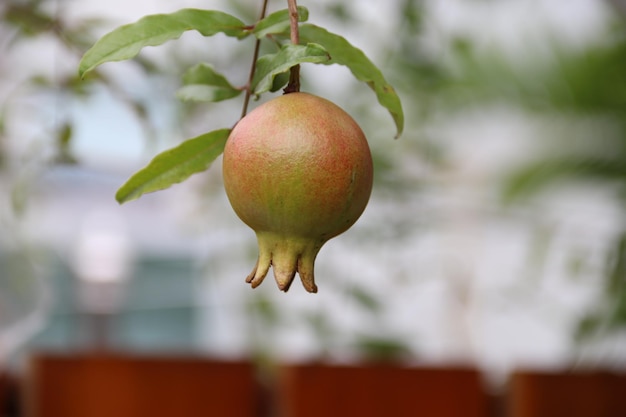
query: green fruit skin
[{"left": 222, "top": 92, "right": 373, "bottom": 292}]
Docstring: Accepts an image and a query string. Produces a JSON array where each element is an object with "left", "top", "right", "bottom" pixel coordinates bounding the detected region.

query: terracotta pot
[
  {"left": 276, "top": 363, "right": 488, "bottom": 417},
  {"left": 1, "top": 372, "right": 20, "bottom": 417},
  {"left": 508, "top": 369, "right": 626, "bottom": 417},
  {"left": 0, "top": 372, "right": 6, "bottom": 415},
  {"left": 25, "top": 353, "right": 258, "bottom": 417}
]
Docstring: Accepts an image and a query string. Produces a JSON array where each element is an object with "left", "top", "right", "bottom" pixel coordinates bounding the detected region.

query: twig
[
  {"left": 241, "top": 0, "right": 270, "bottom": 119},
  {"left": 283, "top": 0, "right": 300, "bottom": 94},
  {"left": 287, "top": 0, "right": 300, "bottom": 45}
]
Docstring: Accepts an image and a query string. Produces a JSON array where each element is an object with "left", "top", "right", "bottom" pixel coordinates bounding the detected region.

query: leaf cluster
[{"left": 77, "top": 6, "right": 404, "bottom": 204}]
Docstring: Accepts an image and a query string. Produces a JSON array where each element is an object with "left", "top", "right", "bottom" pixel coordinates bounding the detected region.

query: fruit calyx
[{"left": 246, "top": 231, "right": 321, "bottom": 293}]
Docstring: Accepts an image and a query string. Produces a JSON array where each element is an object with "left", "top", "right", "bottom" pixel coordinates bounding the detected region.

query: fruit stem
[
  {"left": 240, "top": 0, "right": 269, "bottom": 119},
  {"left": 283, "top": 0, "right": 300, "bottom": 94}
]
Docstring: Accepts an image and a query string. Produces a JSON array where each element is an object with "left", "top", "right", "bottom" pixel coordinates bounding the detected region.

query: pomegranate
[{"left": 222, "top": 92, "right": 373, "bottom": 293}]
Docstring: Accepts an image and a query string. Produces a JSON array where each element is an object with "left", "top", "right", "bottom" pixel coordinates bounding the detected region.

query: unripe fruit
[{"left": 222, "top": 92, "right": 373, "bottom": 293}]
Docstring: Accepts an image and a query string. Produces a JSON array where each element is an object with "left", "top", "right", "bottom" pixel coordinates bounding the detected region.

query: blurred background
[{"left": 1, "top": 0, "right": 626, "bottom": 416}]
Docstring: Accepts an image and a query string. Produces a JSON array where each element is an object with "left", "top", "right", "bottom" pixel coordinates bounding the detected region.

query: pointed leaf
[
  {"left": 502, "top": 156, "right": 626, "bottom": 203},
  {"left": 253, "top": 6, "right": 309, "bottom": 39},
  {"left": 270, "top": 71, "right": 290, "bottom": 92},
  {"left": 297, "top": 24, "right": 404, "bottom": 138},
  {"left": 79, "top": 9, "right": 247, "bottom": 77},
  {"left": 55, "top": 123, "right": 77, "bottom": 165},
  {"left": 116, "top": 128, "right": 230, "bottom": 204},
  {"left": 176, "top": 63, "right": 242, "bottom": 102},
  {"left": 177, "top": 85, "right": 243, "bottom": 102},
  {"left": 252, "top": 43, "right": 331, "bottom": 95}
]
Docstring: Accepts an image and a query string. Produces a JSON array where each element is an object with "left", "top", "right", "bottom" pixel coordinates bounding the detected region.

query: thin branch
[
  {"left": 240, "top": 0, "right": 269, "bottom": 119},
  {"left": 283, "top": 0, "right": 300, "bottom": 94},
  {"left": 287, "top": 0, "right": 300, "bottom": 45}
]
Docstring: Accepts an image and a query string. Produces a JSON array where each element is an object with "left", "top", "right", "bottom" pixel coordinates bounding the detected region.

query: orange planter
[
  {"left": 0, "top": 372, "right": 6, "bottom": 415},
  {"left": 276, "top": 363, "right": 488, "bottom": 417},
  {"left": 508, "top": 370, "right": 626, "bottom": 417},
  {"left": 25, "top": 353, "right": 258, "bottom": 417}
]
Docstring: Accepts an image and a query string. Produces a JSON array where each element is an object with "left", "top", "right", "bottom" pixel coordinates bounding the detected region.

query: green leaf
[
  {"left": 502, "top": 156, "right": 626, "bottom": 203},
  {"left": 116, "top": 128, "right": 230, "bottom": 204},
  {"left": 5, "top": 4, "right": 55, "bottom": 36},
  {"left": 177, "top": 85, "right": 242, "bottom": 102},
  {"left": 355, "top": 336, "right": 411, "bottom": 361},
  {"left": 348, "top": 286, "right": 382, "bottom": 313},
  {"left": 270, "top": 71, "right": 290, "bottom": 92},
  {"left": 79, "top": 9, "right": 247, "bottom": 77},
  {"left": 57, "top": 123, "right": 73, "bottom": 147},
  {"left": 176, "top": 63, "right": 242, "bottom": 102},
  {"left": 55, "top": 123, "right": 78, "bottom": 165},
  {"left": 297, "top": 24, "right": 404, "bottom": 138},
  {"left": 253, "top": 6, "right": 309, "bottom": 39},
  {"left": 252, "top": 43, "right": 331, "bottom": 95}
]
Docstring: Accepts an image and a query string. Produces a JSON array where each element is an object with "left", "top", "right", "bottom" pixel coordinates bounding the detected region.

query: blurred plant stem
[{"left": 241, "top": 0, "right": 269, "bottom": 119}]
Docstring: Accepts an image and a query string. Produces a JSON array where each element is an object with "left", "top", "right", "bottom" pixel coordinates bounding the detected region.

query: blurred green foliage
[
  {"left": 386, "top": 0, "right": 626, "bottom": 344},
  {"left": 0, "top": 0, "right": 170, "bottom": 186},
  {"left": 502, "top": 32, "right": 626, "bottom": 202},
  {"left": 471, "top": 10, "right": 626, "bottom": 340}
]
